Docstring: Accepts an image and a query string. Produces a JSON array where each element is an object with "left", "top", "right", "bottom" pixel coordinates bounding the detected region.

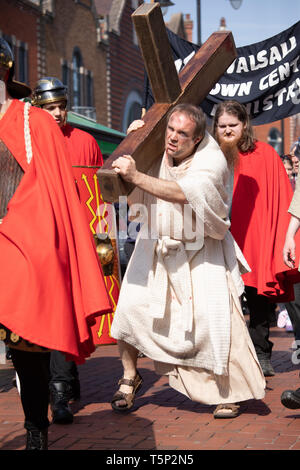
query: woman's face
[{"left": 291, "top": 154, "right": 299, "bottom": 175}]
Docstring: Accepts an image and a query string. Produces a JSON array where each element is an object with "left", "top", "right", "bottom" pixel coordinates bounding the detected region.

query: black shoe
[
  {"left": 50, "top": 382, "right": 73, "bottom": 424},
  {"left": 281, "top": 388, "right": 300, "bottom": 409},
  {"left": 259, "top": 358, "right": 275, "bottom": 377},
  {"left": 26, "top": 429, "right": 48, "bottom": 450}
]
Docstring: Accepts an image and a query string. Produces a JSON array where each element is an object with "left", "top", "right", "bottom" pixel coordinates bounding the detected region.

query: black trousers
[
  {"left": 10, "top": 349, "right": 50, "bottom": 431},
  {"left": 245, "top": 286, "right": 274, "bottom": 359},
  {"left": 285, "top": 283, "right": 300, "bottom": 343},
  {"left": 50, "top": 350, "right": 78, "bottom": 385}
]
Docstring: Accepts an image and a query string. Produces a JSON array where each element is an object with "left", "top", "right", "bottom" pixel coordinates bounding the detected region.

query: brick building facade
[
  {"left": 94, "top": 0, "right": 145, "bottom": 132},
  {"left": 1, "top": 1, "right": 298, "bottom": 151},
  {"left": 1, "top": 0, "right": 145, "bottom": 131},
  {"left": 40, "top": 0, "right": 108, "bottom": 124},
  {"left": 41, "top": 0, "right": 145, "bottom": 130},
  {"left": 254, "top": 115, "right": 300, "bottom": 156},
  {"left": 0, "top": 0, "right": 41, "bottom": 90}
]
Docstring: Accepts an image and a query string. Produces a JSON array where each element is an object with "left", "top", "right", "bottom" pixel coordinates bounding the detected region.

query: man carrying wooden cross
[{"left": 110, "top": 103, "right": 266, "bottom": 419}]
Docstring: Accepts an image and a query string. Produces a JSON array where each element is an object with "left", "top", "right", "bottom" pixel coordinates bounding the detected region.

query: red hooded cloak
[{"left": 231, "top": 141, "right": 300, "bottom": 302}]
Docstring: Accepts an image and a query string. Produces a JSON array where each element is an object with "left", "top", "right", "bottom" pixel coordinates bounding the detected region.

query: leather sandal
[
  {"left": 213, "top": 403, "right": 240, "bottom": 419},
  {"left": 111, "top": 371, "right": 143, "bottom": 412}
]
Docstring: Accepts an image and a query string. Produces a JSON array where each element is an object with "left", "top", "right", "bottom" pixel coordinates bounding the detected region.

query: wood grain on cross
[{"left": 97, "top": 2, "right": 237, "bottom": 203}]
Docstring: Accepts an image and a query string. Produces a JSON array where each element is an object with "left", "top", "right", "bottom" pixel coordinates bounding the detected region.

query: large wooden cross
[{"left": 97, "top": 2, "right": 237, "bottom": 202}]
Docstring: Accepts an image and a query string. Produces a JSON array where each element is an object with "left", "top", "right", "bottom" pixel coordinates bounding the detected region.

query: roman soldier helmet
[
  {"left": 31, "top": 77, "right": 68, "bottom": 106},
  {"left": 0, "top": 38, "right": 31, "bottom": 99}
]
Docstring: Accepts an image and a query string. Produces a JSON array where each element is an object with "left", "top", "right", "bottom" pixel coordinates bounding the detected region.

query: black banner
[{"left": 143, "top": 22, "right": 300, "bottom": 125}]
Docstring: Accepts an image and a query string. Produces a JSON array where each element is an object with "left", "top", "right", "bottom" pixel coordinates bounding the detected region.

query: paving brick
[
  {"left": 274, "top": 435, "right": 300, "bottom": 447},
  {"left": 1, "top": 325, "right": 300, "bottom": 450},
  {"left": 291, "top": 441, "right": 300, "bottom": 450},
  {"left": 198, "top": 436, "right": 230, "bottom": 449},
  {"left": 222, "top": 441, "right": 248, "bottom": 450}
]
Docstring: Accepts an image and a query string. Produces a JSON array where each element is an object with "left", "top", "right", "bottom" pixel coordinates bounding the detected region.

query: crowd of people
[{"left": 0, "top": 36, "right": 300, "bottom": 450}]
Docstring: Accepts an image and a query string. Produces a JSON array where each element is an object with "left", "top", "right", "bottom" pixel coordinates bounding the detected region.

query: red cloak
[
  {"left": 231, "top": 141, "right": 300, "bottom": 302},
  {"left": 61, "top": 123, "right": 103, "bottom": 166},
  {"left": 0, "top": 100, "right": 112, "bottom": 363}
]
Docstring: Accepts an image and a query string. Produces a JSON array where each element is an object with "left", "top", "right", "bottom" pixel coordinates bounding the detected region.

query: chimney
[
  {"left": 219, "top": 17, "right": 227, "bottom": 31},
  {"left": 184, "top": 13, "right": 193, "bottom": 42}
]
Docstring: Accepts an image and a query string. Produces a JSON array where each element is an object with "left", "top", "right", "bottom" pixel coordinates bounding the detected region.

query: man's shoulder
[
  {"left": 194, "top": 132, "right": 227, "bottom": 167},
  {"left": 252, "top": 140, "right": 276, "bottom": 155},
  {"left": 244, "top": 141, "right": 282, "bottom": 174},
  {"left": 66, "top": 124, "right": 97, "bottom": 144}
]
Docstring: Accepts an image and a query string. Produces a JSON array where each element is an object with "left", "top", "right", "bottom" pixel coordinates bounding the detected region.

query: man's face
[
  {"left": 291, "top": 154, "right": 299, "bottom": 174},
  {"left": 165, "top": 111, "right": 201, "bottom": 162},
  {"left": 215, "top": 111, "right": 245, "bottom": 148},
  {"left": 42, "top": 100, "right": 67, "bottom": 128},
  {"left": 283, "top": 160, "right": 293, "bottom": 178}
]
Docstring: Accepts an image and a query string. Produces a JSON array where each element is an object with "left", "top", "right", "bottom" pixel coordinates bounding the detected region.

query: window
[
  {"left": 268, "top": 128, "right": 282, "bottom": 155},
  {"left": 18, "top": 42, "right": 28, "bottom": 84},
  {"left": 64, "top": 48, "right": 95, "bottom": 118},
  {"left": 122, "top": 90, "right": 142, "bottom": 133},
  {"left": 2, "top": 34, "right": 28, "bottom": 84},
  {"left": 86, "top": 70, "right": 93, "bottom": 108},
  {"left": 72, "top": 48, "right": 82, "bottom": 108},
  {"left": 62, "top": 61, "right": 69, "bottom": 88},
  {"left": 127, "top": 101, "right": 141, "bottom": 125}
]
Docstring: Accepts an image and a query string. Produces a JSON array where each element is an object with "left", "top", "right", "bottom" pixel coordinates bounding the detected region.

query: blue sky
[{"left": 163, "top": 0, "right": 300, "bottom": 47}]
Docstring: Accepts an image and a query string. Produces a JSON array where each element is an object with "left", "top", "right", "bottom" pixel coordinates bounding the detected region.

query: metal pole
[{"left": 196, "top": 0, "right": 201, "bottom": 46}]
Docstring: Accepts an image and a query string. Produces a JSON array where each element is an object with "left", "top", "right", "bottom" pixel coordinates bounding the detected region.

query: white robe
[{"left": 111, "top": 132, "right": 265, "bottom": 404}]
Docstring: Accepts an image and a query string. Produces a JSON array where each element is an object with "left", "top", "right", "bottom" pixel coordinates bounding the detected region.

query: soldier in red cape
[
  {"left": 213, "top": 100, "right": 299, "bottom": 377},
  {"left": 0, "top": 39, "right": 111, "bottom": 449},
  {"left": 31, "top": 78, "right": 103, "bottom": 426},
  {"left": 32, "top": 77, "right": 103, "bottom": 166}
]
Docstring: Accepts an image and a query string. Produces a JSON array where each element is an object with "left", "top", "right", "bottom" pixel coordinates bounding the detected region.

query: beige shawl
[{"left": 111, "top": 132, "right": 249, "bottom": 376}]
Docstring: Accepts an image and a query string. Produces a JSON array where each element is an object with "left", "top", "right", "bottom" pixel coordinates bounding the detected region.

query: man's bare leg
[
  {"left": 113, "top": 340, "right": 140, "bottom": 408},
  {"left": 119, "top": 339, "right": 139, "bottom": 378}
]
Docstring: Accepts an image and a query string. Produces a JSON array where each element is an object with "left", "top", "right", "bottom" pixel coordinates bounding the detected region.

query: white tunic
[{"left": 111, "top": 132, "right": 265, "bottom": 402}]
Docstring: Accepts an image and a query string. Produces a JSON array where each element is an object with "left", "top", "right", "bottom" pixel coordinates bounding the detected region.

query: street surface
[{"left": 0, "top": 322, "right": 299, "bottom": 451}]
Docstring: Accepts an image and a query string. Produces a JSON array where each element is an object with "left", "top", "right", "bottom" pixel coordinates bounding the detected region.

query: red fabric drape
[
  {"left": 0, "top": 100, "right": 112, "bottom": 363},
  {"left": 231, "top": 141, "right": 300, "bottom": 302},
  {"left": 62, "top": 123, "right": 103, "bottom": 166}
]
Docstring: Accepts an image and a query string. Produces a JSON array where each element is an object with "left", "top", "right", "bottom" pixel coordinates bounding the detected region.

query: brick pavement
[{"left": 0, "top": 324, "right": 300, "bottom": 451}]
